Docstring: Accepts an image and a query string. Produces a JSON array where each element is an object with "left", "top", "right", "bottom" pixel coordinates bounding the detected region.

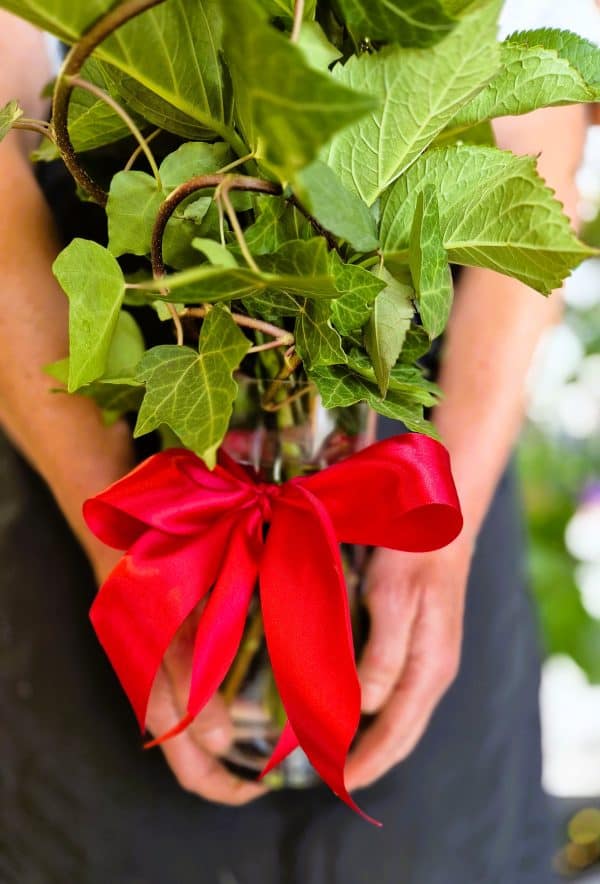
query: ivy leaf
[
  {"left": 244, "top": 198, "right": 312, "bottom": 255},
  {"left": 106, "top": 143, "right": 229, "bottom": 261},
  {"left": 134, "top": 305, "right": 250, "bottom": 467},
  {"left": 0, "top": 0, "right": 113, "bottom": 41},
  {"left": 449, "top": 39, "right": 596, "bottom": 132},
  {"left": 333, "top": 0, "right": 458, "bottom": 47},
  {"left": 381, "top": 146, "right": 596, "bottom": 294},
  {"left": 295, "top": 161, "right": 379, "bottom": 251},
  {"left": 257, "top": 0, "right": 316, "bottom": 19},
  {"left": 221, "top": 0, "right": 374, "bottom": 180},
  {"left": 364, "top": 268, "right": 414, "bottom": 395},
  {"left": 330, "top": 265, "right": 386, "bottom": 334},
  {"left": 409, "top": 189, "right": 453, "bottom": 339},
  {"left": 192, "top": 238, "right": 238, "bottom": 268},
  {"left": 66, "top": 59, "right": 141, "bottom": 154},
  {"left": 347, "top": 349, "right": 440, "bottom": 406},
  {"left": 53, "top": 239, "right": 126, "bottom": 391},
  {"left": 0, "top": 100, "right": 23, "bottom": 142},
  {"left": 309, "top": 364, "right": 437, "bottom": 436},
  {"left": 295, "top": 301, "right": 346, "bottom": 369},
  {"left": 324, "top": 1, "right": 501, "bottom": 205},
  {"left": 399, "top": 326, "right": 432, "bottom": 363}
]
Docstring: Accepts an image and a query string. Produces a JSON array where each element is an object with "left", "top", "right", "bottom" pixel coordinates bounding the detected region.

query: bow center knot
[{"left": 255, "top": 483, "right": 280, "bottom": 523}]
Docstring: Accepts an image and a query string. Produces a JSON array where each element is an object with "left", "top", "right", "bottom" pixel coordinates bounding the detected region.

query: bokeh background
[{"left": 520, "top": 114, "right": 600, "bottom": 876}]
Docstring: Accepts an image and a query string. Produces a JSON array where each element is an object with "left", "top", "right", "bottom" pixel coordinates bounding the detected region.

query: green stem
[
  {"left": 52, "top": 0, "right": 169, "bottom": 205},
  {"left": 291, "top": 0, "right": 305, "bottom": 42}
]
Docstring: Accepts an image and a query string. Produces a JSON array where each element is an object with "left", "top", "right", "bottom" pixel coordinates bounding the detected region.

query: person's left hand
[{"left": 345, "top": 537, "right": 474, "bottom": 791}]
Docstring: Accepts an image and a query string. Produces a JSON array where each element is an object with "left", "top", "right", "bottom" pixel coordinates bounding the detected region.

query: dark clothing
[{"left": 0, "top": 427, "right": 554, "bottom": 884}]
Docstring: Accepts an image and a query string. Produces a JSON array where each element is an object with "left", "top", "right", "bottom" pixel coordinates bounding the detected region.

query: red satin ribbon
[{"left": 84, "top": 434, "right": 462, "bottom": 824}]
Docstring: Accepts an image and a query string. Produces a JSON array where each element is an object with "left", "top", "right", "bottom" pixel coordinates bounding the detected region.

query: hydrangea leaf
[
  {"left": 324, "top": 1, "right": 501, "bottom": 205},
  {"left": 381, "top": 146, "right": 596, "bottom": 294},
  {"left": 409, "top": 189, "right": 454, "bottom": 339}
]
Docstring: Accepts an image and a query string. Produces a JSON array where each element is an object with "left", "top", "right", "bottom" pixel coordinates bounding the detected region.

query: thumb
[{"left": 358, "top": 551, "right": 421, "bottom": 714}]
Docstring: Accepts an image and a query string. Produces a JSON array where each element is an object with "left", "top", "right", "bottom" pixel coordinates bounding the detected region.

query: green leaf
[
  {"left": 0, "top": 0, "right": 113, "bottom": 41},
  {"left": 257, "top": 0, "right": 316, "bottom": 18},
  {"left": 107, "top": 171, "right": 163, "bottom": 258},
  {"left": 309, "top": 364, "right": 436, "bottom": 435},
  {"left": 324, "top": 1, "right": 501, "bottom": 205},
  {"left": 221, "top": 0, "right": 374, "bottom": 180},
  {"left": 398, "top": 325, "right": 432, "bottom": 363},
  {"left": 330, "top": 266, "right": 386, "bottom": 334},
  {"left": 295, "top": 301, "right": 346, "bottom": 369},
  {"left": 0, "top": 100, "right": 22, "bottom": 142},
  {"left": 53, "top": 239, "right": 126, "bottom": 391},
  {"left": 134, "top": 238, "right": 342, "bottom": 303},
  {"left": 297, "top": 21, "right": 342, "bottom": 71},
  {"left": 295, "top": 160, "right": 379, "bottom": 251},
  {"left": 134, "top": 305, "right": 250, "bottom": 467},
  {"left": 507, "top": 28, "right": 600, "bottom": 96},
  {"left": 192, "top": 238, "right": 237, "bottom": 268},
  {"left": 449, "top": 39, "right": 595, "bottom": 131},
  {"left": 66, "top": 59, "right": 141, "bottom": 154},
  {"left": 106, "top": 143, "right": 230, "bottom": 260},
  {"left": 381, "top": 146, "right": 595, "bottom": 294},
  {"left": 364, "top": 267, "right": 414, "bottom": 395},
  {"left": 333, "top": 0, "right": 458, "bottom": 47},
  {"left": 347, "top": 349, "right": 440, "bottom": 405},
  {"left": 244, "top": 197, "right": 312, "bottom": 255},
  {"left": 409, "top": 189, "right": 453, "bottom": 338}
]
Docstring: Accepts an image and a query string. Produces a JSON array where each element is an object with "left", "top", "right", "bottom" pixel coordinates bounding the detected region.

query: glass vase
[{"left": 219, "top": 374, "right": 372, "bottom": 789}]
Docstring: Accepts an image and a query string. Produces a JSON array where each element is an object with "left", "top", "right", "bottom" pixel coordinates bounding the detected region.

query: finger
[
  {"left": 148, "top": 668, "right": 266, "bottom": 806},
  {"left": 358, "top": 552, "right": 421, "bottom": 714},
  {"left": 347, "top": 596, "right": 461, "bottom": 790}
]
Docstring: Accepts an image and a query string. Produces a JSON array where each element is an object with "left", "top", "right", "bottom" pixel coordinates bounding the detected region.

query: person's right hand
[{"left": 95, "top": 555, "right": 266, "bottom": 806}]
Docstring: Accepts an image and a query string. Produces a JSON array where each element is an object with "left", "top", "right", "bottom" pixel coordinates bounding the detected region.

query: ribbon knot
[{"left": 84, "top": 434, "right": 462, "bottom": 824}]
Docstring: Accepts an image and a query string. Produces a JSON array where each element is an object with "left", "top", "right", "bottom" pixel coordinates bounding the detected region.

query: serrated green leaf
[
  {"left": 0, "top": 100, "right": 23, "bottom": 142},
  {"left": 295, "top": 301, "right": 346, "bottom": 369},
  {"left": 409, "top": 189, "right": 453, "bottom": 339},
  {"left": 309, "top": 364, "right": 437, "bottom": 435},
  {"left": 365, "top": 267, "right": 414, "bottom": 395},
  {"left": 221, "top": 0, "right": 374, "bottom": 180},
  {"left": 324, "top": 2, "right": 501, "bottom": 205},
  {"left": 449, "top": 40, "right": 595, "bottom": 132},
  {"left": 330, "top": 265, "right": 386, "bottom": 334},
  {"left": 244, "top": 198, "right": 312, "bottom": 255},
  {"left": 333, "top": 0, "right": 458, "bottom": 47},
  {"left": 381, "top": 146, "right": 595, "bottom": 294},
  {"left": 134, "top": 305, "right": 250, "bottom": 466},
  {"left": 507, "top": 28, "right": 600, "bottom": 96},
  {"left": 53, "top": 239, "right": 126, "bottom": 391},
  {"left": 295, "top": 160, "right": 379, "bottom": 251}
]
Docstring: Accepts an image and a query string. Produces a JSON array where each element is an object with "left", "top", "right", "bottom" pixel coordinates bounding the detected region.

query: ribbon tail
[
  {"left": 91, "top": 519, "right": 233, "bottom": 733},
  {"left": 260, "top": 722, "right": 299, "bottom": 778},
  {"left": 261, "top": 486, "right": 380, "bottom": 826}
]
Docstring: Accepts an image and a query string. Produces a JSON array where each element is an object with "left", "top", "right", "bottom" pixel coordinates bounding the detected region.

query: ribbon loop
[{"left": 84, "top": 434, "right": 462, "bottom": 823}]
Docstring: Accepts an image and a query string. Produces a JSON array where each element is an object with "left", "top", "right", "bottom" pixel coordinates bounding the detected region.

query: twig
[
  {"left": 68, "top": 77, "right": 162, "bottom": 184},
  {"left": 216, "top": 181, "right": 259, "bottom": 272},
  {"left": 52, "top": 0, "right": 169, "bottom": 205},
  {"left": 124, "top": 127, "right": 162, "bottom": 172},
  {"left": 186, "top": 306, "right": 294, "bottom": 347},
  {"left": 291, "top": 0, "right": 305, "bottom": 43}
]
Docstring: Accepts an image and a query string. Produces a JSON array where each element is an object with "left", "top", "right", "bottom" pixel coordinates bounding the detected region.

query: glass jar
[{"left": 219, "top": 374, "right": 372, "bottom": 788}]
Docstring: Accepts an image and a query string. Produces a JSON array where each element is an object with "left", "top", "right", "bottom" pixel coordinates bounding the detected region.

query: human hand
[
  {"left": 94, "top": 556, "right": 266, "bottom": 806},
  {"left": 345, "top": 538, "right": 473, "bottom": 791}
]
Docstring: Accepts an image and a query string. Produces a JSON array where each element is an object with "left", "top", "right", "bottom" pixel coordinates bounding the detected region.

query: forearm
[
  {"left": 435, "top": 105, "right": 586, "bottom": 544},
  {"left": 0, "top": 23, "right": 135, "bottom": 570}
]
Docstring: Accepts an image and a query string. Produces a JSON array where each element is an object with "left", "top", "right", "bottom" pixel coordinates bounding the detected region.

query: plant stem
[
  {"left": 186, "top": 306, "right": 293, "bottom": 346},
  {"left": 217, "top": 182, "right": 259, "bottom": 272},
  {"left": 124, "top": 127, "right": 161, "bottom": 172},
  {"left": 68, "top": 77, "right": 162, "bottom": 184},
  {"left": 13, "top": 119, "right": 54, "bottom": 141},
  {"left": 52, "top": 0, "right": 169, "bottom": 205},
  {"left": 222, "top": 607, "right": 264, "bottom": 706},
  {"left": 151, "top": 174, "right": 282, "bottom": 278},
  {"left": 291, "top": 0, "right": 305, "bottom": 42}
]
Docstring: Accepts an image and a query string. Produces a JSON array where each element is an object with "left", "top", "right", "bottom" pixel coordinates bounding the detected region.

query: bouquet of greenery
[{"left": 1, "top": 0, "right": 598, "bottom": 813}]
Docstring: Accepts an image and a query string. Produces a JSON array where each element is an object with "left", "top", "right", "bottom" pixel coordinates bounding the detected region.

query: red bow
[{"left": 84, "top": 434, "right": 462, "bottom": 824}]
